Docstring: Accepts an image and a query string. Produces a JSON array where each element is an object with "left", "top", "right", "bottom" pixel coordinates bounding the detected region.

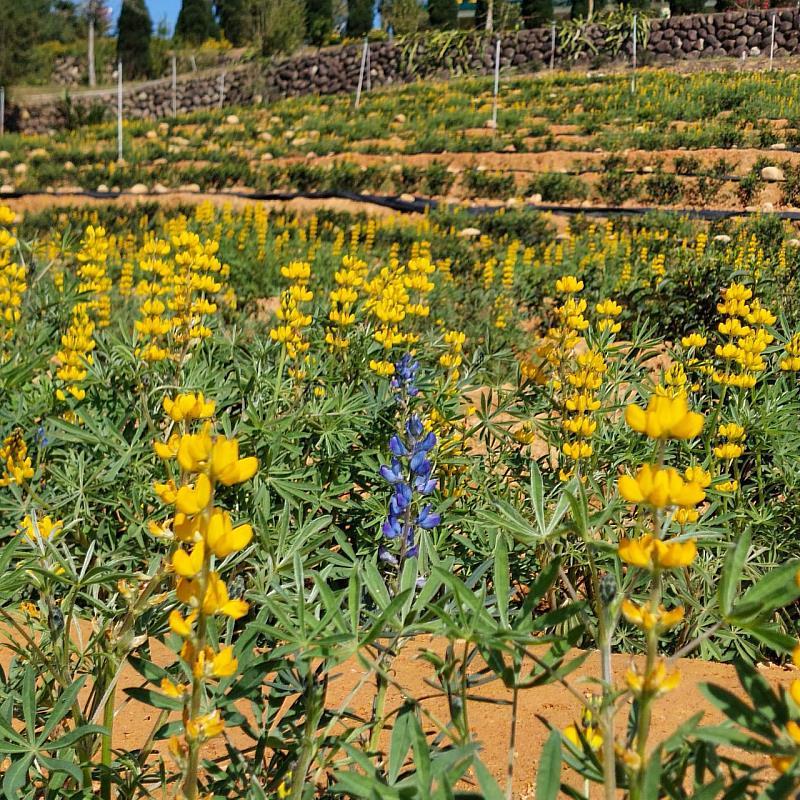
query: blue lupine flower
[
  {"left": 378, "top": 353, "right": 443, "bottom": 566},
  {"left": 407, "top": 415, "right": 424, "bottom": 439},
  {"left": 391, "top": 353, "right": 420, "bottom": 398},
  {"left": 389, "top": 435, "right": 408, "bottom": 457},
  {"left": 417, "top": 505, "right": 441, "bottom": 530},
  {"left": 379, "top": 458, "right": 404, "bottom": 484},
  {"left": 382, "top": 516, "right": 402, "bottom": 539},
  {"left": 409, "top": 451, "right": 430, "bottom": 476},
  {"left": 414, "top": 475, "right": 437, "bottom": 495}
]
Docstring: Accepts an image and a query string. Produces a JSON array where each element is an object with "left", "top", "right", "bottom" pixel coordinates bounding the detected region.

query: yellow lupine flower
[
  {"left": 625, "top": 394, "right": 704, "bottom": 440},
  {"left": 18, "top": 515, "right": 63, "bottom": 543},
  {"left": 618, "top": 464, "right": 705, "bottom": 509},
  {"left": 174, "top": 474, "right": 212, "bottom": 515},
  {"left": 186, "top": 710, "right": 224, "bottom": 742},
  {"left": 163, "top": 392, "right": 215, "bottom": 422},
  {"left": 625, "top": 659, "right": 680, "bottom": 697},
  {"left": 621, "top": 599, "right": 684, "bottom": 632},
  {"left": 618, "top": 534, "right": 697, "bottom": 571},
  {"left": 205, "top": 508, "right": 253, "bottom": 557},
  {"left": 177, "top": 571, "right": 249, "bottom": 619},
  {"left": 172, "top": 542, "right": 205, "bottom": 578},
  {"left": 210, "top": 438, "right": 258, "bottom": 486},
  {"left": 555, "top": 275, "right": 584, "bottom": 293}
]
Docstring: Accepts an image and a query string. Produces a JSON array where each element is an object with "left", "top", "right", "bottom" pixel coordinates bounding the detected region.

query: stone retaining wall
[{"left": 7, "top": 8, "right": 799, "bottom": 134}]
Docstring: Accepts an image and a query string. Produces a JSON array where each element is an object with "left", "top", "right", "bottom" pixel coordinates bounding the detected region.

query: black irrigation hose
[{"left": 3, "top": 187, "right": 798, "bottom": 221}]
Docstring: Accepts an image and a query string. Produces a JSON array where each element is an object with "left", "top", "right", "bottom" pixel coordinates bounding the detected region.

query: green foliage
[
  {"left": 254, "top": 0, "right": 307, "bottom": 54},
  {"left": 427, "top": 0, "right": 457, "bottom": 28},
  {"left": 175, "top": 0, "right": 219, "bottom": 45},
  {"left": 347, "top": 0, "right": 373, "bottom": 36},
  {"left": 382, "top": 0, "right": 425, "bottom": 35},
  {"left": 116, "top": 0, "right": 152, "bottom": 79},
  {"left": 215, "top": 0, "right": 250, "bottom": 45},
  {"left": 521, "top": 0, "right": 553, "bottom": 28},
  {"left": 306, "top": 0, "right": 334, "bottom": 45}
]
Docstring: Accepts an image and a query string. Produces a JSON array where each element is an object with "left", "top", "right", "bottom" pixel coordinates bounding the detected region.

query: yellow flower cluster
[
  {"left": 169, "top": 231, "right": 225, "bottom": 346},
  {"left": 596, "top": 298, "right": 622, "bottom": 335},
  {"left": 55, "top": 307, "right": 96, "bottom": 404},
  {"left": 439, "top": 329, "right": 466, "bottom": 387},
  {"left": 17, "top": 514, "right": 62, "bottom": 543},
  {"left": 74, "top": 225, "right": 112, "bottom": 329},
  {"left": 560, "top": 349, "right": 606, "bottom": 480},
  {"left": 326, "top": 255, "right": 367, "bottom": 350},
  {"left": 270, "top": 260, "right": 314, "bottom": 380},
  {"left": 780, "top": 333, "right": 800, "bottom": 372},
  {"left": 0, "top": 206, "right": 26, "bottom": 359},
  {"left": 364, "top": 252, "right": 436, "bottom": 377},
  {"left": 134, "top": 237, "right": 174, "bottom": 363},
  {"left": 773, "top": 642, "right": 800, "bottom": 773},
  {"left": 712, "top": 283, "right": 775, "bottom": 389},
  {"left": 0, "top": 429, "right": 34, "bottom": 486},
  {"left": 618, "top": 392, "right": 706, "bottom": 567},
  {"left": 151, "top": 393, "right": 256, "bottom": 790},
  {"left": 713, "top": 423, "right": 745, "bottom": 494}
]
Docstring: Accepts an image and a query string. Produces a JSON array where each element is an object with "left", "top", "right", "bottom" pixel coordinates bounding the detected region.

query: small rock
[
  {"left": 0, "top": 151, "right": 10, "bottom": 161},
  {"left": 527, "top": 193, "right": 543, "bottom": 204},
  {"left": 13, "top": 164, "right": 27, "bottom": 175},
  {"left": 96, "top": 184, "right": 109, "bottom": 193},
  {"left": 713, "top": 234, "right": 732, "bottom": 243},
  {"left": 786, "top": 238, "right": 800, "bottom": 247},
  {"left": 642, "top": 166, "right": 655, "bottom": 174},
  {"left": 503, "top": 144, "right": 516, "bottom": 153},
  {"left": 258, "top": 132, "right": 273, "bottom": 141},
  {"left": 305, "top": 151, "right": 317, "bottom": 160},
  {"left": 129, "top": 183, "right": 149, "bottom": 194},
  {"left": 225, "top": 114, "right": 240, "bottom": 125},
  {"left": 761, "top": 166, "right": 785, "bottom": 181},
  {"left": 64, "top": 161, "right": 75, "bottom": 171},
  {"left": 484, "top": 119, "right": 497, "bottom": 129},
  {"left": 0, "top": 185, "right": 14, "bottom": 194},
  {"left": 178, "top": 183, "right": 201, "bottom": 192},
  {"left": 458, "top": 227, "right": 481, "bottom": 238},
  {"left": 260, "top": 153, "right": 273, "bottom": 161},
  {"left": 145, "top": 130, "right": 158, "bottom": 140},
  {"left": 152, "top": 183, "right": 169, "bottom": 194},
  {"left": 394, "top": 113, "right": 406, "bottom": 123},
  {"left": 770, "top": 143, "right": 787, "bottom": 150},
  {"left": 399, "top": 193, "right": 416, "bottom": 203},
  {"left": 762, "top": 202, "right": 775, "bottom": 212},
  {"left": 170, "top": 136, "right": 190, "bottom": 146}
]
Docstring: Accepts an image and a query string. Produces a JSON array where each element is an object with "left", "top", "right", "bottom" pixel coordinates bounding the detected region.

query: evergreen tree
[
  {"left": 116, "top": 0, "right": 152, "bottom": 79},
  {"left": 347, "top": 0, "right": 372, "bottom": 36},
  {"left": 215, "top": 0, "right": 249, "bottom": 44},
  {"left": 175, "top": 0, "right": 219, "bottom": 44},
  {"left": 521, "top": 0, "right": 551, "bottom": 28},
  {"left": 427, "top": 0, "right": 457, "bottom": 29},
  {"left": 306, "top": 0, "right": 333, "bottom": 44}
]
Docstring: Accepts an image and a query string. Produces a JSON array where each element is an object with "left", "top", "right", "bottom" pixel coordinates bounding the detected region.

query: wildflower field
[{"left": 2, "top": 65, "right": 800, "bottom": 800}]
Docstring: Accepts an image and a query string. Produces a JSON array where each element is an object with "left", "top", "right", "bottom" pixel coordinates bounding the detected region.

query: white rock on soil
[
  {"left": 458, "top": 227, "right": 481, "bottom": 238},
  {"left": 713, "top": 235, "right": 732, "bottom": 243},
  {"left": 225, "top": 115, "right": 240, "bottom": 125},
  {"left": 761, "top": 166, "right": 785, "bottom": 181},
  {"left": 129, "top": 183, "right": 149, "bottom": 194}
]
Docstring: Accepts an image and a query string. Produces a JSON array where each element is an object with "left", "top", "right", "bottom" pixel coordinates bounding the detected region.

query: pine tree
[
  {"left": 306, "top": 0, "right": 333, "bottom": 45},
  {"left": 116, "top": 0, "right": 152, "bottom": 79},
  {"left": 521, "top": 0, "right": 551, "bottom": 28},
  {"left": 427, "top": 0, "right": 457, "bottom": 29},
  {"left": 175, "top": 0, "right": 218, "bottom": 44},
  {"left": 347, "top": 0, "right": 372, "bottom": 36},
  {"left": 215, "top": 0, "right": 249, "bottom": 44}
]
